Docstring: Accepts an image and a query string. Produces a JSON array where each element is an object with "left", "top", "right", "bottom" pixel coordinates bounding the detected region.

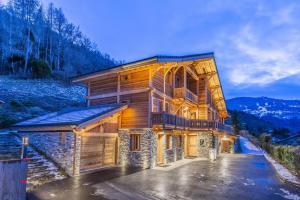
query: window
[
  {"left": 199, "top": 139, "right": 205, "bottom": 147},
  {"left": 177, "top": 135, "right": 183, "bottom": 148},
  {"left": 121, "top": 74, "right": 130, "bottom": 81},
  {"left": 165, "top": 102, "right": 170, "bottom": 113},
  {"left": 153, "top": 98, "right": 163, "bottom": 112},
  {"left": 166, "top": 135, "right": 172, "bottom": 150},
  {"left": 130, "top": 134, "right": 141, "bottom": 151}
]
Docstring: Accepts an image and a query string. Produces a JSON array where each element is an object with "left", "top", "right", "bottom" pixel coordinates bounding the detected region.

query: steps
[{"left": 0, "top": 133, "right": 66, "bottom": 191}]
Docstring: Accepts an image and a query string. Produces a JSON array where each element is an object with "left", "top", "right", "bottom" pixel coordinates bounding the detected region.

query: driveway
[{"left": 28, "top": 154, "right": 300, "bottom": 200}]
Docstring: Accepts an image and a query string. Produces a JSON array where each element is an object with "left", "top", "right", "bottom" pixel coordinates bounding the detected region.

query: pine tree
[{"left": 231, "top": 110, "right": 241, "bottom": 135}]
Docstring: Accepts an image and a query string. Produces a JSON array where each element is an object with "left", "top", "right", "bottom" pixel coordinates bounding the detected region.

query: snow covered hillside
[
  {"left": 227, "top": 97, "right": 300, "bottom": 132},
  {"left": 0, "top": 76, "right": 86, "bottom": 128}
]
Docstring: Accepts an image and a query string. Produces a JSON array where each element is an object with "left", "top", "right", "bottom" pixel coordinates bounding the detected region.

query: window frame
[
  {"left": 130, "top": 134, "right": 141, "bottom": 151},
  {"left": 177, "top": 135, "right": 183, "bottom": 148}
]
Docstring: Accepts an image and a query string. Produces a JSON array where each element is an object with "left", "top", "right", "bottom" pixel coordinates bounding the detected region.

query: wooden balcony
[
  {"left": 151, "top": 112, "right": 232, "bottom": 133},
  {"left": 173, "top": 87, "right": 198, "bottom": 104}
]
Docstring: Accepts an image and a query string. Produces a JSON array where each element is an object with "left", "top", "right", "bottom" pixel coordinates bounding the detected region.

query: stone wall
[
  {"left": 197, "top": 132, "right": 214, "bottom": 158},
  {"left": 18, "top": 132, "right": 75, "bottom": 176},
  {"left": 119, "top": 129, "right": 157, "bottom": 168}
]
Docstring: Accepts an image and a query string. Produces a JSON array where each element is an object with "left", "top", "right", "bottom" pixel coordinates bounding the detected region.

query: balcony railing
[
  {"left": 173, "top": 87, "right": 198, "bottom": 104},
  {"left": 151, "top": 112, "right": 232, "bottom": 134}
]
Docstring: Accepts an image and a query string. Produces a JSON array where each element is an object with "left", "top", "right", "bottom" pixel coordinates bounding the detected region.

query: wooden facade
[{"left": 76, "top": 55, "right": 230, "bottom": 131}]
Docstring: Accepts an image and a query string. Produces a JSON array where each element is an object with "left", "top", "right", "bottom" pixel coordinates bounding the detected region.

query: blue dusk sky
[{"left": 13, "top": 0, "right": 300, "bottom": 99}]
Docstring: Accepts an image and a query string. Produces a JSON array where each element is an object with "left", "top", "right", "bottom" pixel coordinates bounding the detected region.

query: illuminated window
[
  {"left": 166, "top": 135, "right": 172, "bottom": 150},
  {"left": 130, "top": 134, "right": 141, "bottom": 151}
]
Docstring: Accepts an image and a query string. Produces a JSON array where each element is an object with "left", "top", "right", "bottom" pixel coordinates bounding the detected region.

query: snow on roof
[{"left": 15, "top": 104, "right": 125, "bottom": 127}]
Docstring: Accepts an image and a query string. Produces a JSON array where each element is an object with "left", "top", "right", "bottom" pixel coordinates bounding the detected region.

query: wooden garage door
[
  {"left": 80, "top": 136, "right": 117, "bottom": 171},
  {"left": 188, "top": 135, "right": 198, "bottom": 157}
]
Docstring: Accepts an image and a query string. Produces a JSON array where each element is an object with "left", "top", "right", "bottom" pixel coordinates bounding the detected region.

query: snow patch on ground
[
  {"left": 243, "top": 178, "right": 255, "bottom": 186},
  {"left": 239, "top": 135, "right": 300, "bottom": 186},
  {"left": 277, "top": 188, "right": 300, "bottom": 200},
  {"left": 239, "top": 136, "right": 264, "bottom": 155}
]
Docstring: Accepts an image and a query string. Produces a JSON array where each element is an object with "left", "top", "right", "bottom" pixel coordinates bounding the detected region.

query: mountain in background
[{"left": 226, "top": 97, "right": 300, "bottom": 134}]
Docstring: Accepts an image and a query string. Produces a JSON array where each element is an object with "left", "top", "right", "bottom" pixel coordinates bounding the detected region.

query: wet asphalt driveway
[{"left": 28, "top": 154, "right": 300, "bottom": 200}]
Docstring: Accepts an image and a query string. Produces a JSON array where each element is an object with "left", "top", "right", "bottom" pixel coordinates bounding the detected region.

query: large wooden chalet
[{"left": 14, "top": 53, "right": 235, "bottom": 176}]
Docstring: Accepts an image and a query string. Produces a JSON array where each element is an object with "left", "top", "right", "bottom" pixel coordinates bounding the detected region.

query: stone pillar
[{"left": 73, "top": 133, "right": 81, "bottom": 176}]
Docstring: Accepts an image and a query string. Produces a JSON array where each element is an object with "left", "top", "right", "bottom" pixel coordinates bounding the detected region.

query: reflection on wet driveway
[{"left": 28, "top": 154, "right": 300, "bottom": 200}]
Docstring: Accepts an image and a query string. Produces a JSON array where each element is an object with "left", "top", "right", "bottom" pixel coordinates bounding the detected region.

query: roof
[
  {"left": 14, "top": 104, "right": 127, "bottom": 131},
  {"left": 72, "top": 53, "right": 214, "bottom": 82}
]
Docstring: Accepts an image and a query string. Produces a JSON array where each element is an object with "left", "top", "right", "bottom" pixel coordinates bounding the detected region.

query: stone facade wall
[
  {"left": 18, "top": 132, "right": 75, "bottom": 176},
  {"left": 197, "top": 132, "right": 214, "bottom": 158},
  {"left": 119, "top": 129, "right": 157, "bottom": 168}
]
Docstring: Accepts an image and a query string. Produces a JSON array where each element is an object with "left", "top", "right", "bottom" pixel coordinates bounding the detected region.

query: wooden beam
[
  {"left": 73, "top": 58, "right": 157, "bottom": 83},
  {"left": 78, "top": 105, "right": 128, "bottom": 129},
  {"left": 87, "top": 88, "right": 150, "bottom": 100},
  {"left": 87, "top": 81, "right": 91, "bottom": 106},
  {"left": 186, "top": 65, "right": 199, "bottom": 80},
  {"left": 183, "top": 65, "right": 187, "bottom": 89}
]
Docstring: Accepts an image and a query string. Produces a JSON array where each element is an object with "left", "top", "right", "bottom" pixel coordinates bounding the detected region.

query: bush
[
  {"left": 10, "top": 100, "right": 23, "bottom": 109},
  {"left": 0, "top": 114, "right": 17, "bottom": 128},
  {"left": 268, "top": 144, "right": 300, "bottom": 175},
  {"left": 31, "top": 59, "right": 51, "bottom": 78}
]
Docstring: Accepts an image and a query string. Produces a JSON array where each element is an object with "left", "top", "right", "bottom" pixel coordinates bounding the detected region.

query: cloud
[{"left": 220, "top": 1, "right": 300, "bottom": 86}]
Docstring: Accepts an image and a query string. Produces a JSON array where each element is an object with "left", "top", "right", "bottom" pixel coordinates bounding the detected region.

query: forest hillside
[{"left": 0, "top": 0, "right": 120, "bottom": 79}]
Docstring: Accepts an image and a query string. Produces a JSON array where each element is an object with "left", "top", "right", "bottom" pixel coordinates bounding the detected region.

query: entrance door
[
  {"left": 103, "top": 137, "right": 117, "bottom": 165},
  {"left": 188, "top": 135, "right": 198, "bottom": 157},
  {"left": 157, "top": 135, "right": 164, "bottom": 164},
  {"left": 221, "top": 140, "right": 232, "bottom": 153}
]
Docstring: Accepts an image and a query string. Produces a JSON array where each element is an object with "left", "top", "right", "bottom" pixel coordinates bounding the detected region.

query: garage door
[
  {"left": 188, "top": 135, "right": 198, "bottom": 157},
  {"left": 80, "top": 136, "right": 117, "bottom": 172}
]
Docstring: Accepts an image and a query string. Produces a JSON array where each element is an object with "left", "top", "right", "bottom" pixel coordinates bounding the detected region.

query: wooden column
[
  {"left": 163, "top": 66, "right": 166, "bottom": 111},
  {"left": 117, "top": 73, "right": 120, "bottom": 103},
  {"left": 183, "top": 66, "right": 187, "bottom": 89},
  {"left": 87, "top": 81, "right": 90, "bottom": 106},
  {"left": 148, "top": 90, "right": 153, "bottom": 127},
  {"left": 72, "top": 130, "right": 82, "bottom": 176}
]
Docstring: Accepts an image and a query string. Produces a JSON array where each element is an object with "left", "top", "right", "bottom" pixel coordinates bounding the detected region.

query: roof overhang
[
  {"left": 13, "top": 105, "right": 128, "bottom": 132},
  {"left": 72, "top": 53, "right": 214, "bottom": 83}
]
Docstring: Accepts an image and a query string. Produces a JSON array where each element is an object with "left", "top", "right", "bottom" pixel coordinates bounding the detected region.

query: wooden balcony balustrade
[
  {"left": 151, "top": 112, "right": 232, "bottom": 133},
  {"left": 173, "top": 87, "right": 198, "bottom": 104}
]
